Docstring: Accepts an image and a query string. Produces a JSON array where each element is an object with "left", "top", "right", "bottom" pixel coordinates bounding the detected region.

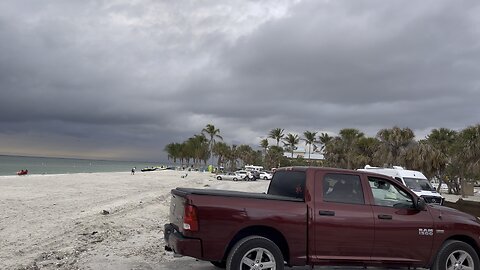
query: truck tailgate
[{"left": 169, "top": 188, "right": 189, "bottom": 232}]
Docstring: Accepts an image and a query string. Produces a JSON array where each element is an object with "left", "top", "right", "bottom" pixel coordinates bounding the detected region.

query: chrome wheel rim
[
  {"left": 446, "top": 250, "right": 474, "bottom": 270},
  {"left": 240, "top": 247, "right": 276, "bottom": 270}
]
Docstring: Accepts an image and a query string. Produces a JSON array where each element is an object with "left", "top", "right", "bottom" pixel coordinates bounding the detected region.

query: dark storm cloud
[
  {"left": 188, "top": 0, "right": 480, "bottom": 138},
  {"left": 1, "top": 0, "right": 479, "bottom": 161}
]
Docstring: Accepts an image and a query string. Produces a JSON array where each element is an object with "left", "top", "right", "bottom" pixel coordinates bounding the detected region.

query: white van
[
  {"left": 244, "top": 165, "right": 264, "bottom": 172},
  {"left": 358, "top": 165, "right": 444, "bottom": 205}
]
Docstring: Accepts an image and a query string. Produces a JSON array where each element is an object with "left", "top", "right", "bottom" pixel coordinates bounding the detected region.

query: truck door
[
  {"left": 367, "top": 176, "right": 434, "bottom": 263},
  {"left": 312, "top": 172, "right": 375, "bottom": 262}
]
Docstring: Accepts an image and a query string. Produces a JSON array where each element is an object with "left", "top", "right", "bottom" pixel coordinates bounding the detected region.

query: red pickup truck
[{"left": 164, "top": 167, "right": 480, "bottom": 270}]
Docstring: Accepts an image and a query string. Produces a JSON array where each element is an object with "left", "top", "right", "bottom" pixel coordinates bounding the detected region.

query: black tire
[
  {"left": 263, "top": 176, "right": 268, "bottom": 180},
  {"left": 432, "top": 240, "right": 480, "bottom": 270},
  {"left": 226, "top": 236, "right": 283, "bottom": 270},
  {"left": 217, "top": 176, "right": 222, "bottom": 180},
  {"left": 210, "top": 261, "right": 226, "bottom": 268},
  {"left": 233, "top": 178, "right": 238, "bottom": 181}
]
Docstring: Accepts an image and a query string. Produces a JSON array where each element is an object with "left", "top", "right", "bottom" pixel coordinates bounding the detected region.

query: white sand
[
  {"left": 3, "top": 170, "right": 466, "bottom": 270},
  {"left": 0, "top": 170, "right": 270, "bottom": 270}
]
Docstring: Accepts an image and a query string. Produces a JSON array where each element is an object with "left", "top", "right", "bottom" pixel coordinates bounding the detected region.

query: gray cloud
[{"left": 1, "top": 0, "right": 479, "bottom": 161}]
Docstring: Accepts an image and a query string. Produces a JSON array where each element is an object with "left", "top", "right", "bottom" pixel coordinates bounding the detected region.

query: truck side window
[
  {"left": 323, "top": 173, "right": 364, "bottom": 204},
  {"left": 368, "top": 177, "right": 414, "bottom": 208},
  {"left": 268, "top": 171, "right": 305, "bottom": 200}
]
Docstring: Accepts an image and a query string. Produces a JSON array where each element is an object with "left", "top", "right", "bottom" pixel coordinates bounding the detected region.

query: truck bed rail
[{"left": 173, "top": 187, "right": 304, "bottom": 202}]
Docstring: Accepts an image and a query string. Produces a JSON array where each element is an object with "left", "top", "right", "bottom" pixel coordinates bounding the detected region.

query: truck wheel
[
  {"left": 217, "top": 176, "right": 222, "bottom": 180},
  {"left": 226, "top": 236, "right": 283, "bottom": 270},
  {"left": 210, "top": 261, "right": 226, "bottom": 268},
  {"left": 432, "top": 240, "right": 479, "bottom": 270}
]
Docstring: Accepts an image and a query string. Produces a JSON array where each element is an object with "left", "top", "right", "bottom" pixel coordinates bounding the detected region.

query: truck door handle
[
  {"left": 378, "top": 214, "right": 392, "bottom": 220},
  {"left": 319, "top": 210, "right": 335, "bottom": 216}
]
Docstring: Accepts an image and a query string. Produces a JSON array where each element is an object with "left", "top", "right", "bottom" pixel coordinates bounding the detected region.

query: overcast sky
[{"left": 1, "top": 0, "right": 479, "bottom": 162}]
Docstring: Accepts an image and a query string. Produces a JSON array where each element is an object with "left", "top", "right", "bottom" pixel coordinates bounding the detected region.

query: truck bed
[{"left": 173, "top": 187, "right": 304, "bottom": 202}]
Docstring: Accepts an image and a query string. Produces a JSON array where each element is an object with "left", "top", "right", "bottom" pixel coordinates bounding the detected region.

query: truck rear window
[{"left": 267, "top": 171, "right": 306, "bottom": 200}]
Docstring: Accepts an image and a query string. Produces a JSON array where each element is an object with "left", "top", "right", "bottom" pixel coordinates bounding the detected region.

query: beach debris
[
  {"left": 18, "top": 261, "right": 40, "bottom": 270},
  {"left": 101, "top": 210, "right": 110, "bottom": 215},
  {"left": 90, "top": 237, "right": 104, "bottom": 244},
  {"left": 204, "top": 184, "right": 210, "bottom": 187},
  {"left": 79, "top": 231, "right": 98, "bottom": 237}
]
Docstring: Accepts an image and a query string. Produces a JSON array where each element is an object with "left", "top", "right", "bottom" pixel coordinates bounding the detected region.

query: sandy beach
[
  {"left": 0, "top": 170, "right": 274, "bottom": 270},
  {"left": 2, "top": 170, "right": 474, "bottom": 270}
]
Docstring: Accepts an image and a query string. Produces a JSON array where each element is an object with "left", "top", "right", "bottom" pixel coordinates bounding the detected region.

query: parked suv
[{"left": 234, "top": 170, "right": 247, "bottom": 179}]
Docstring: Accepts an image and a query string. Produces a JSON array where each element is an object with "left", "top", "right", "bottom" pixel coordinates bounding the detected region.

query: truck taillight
[{"left": 183, "top": 204, "right": 199, "bottom": 231}]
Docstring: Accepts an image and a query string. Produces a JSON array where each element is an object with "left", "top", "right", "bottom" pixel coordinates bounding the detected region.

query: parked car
[
  {"left": 215, "top": 172, "right": 241, "bottom": 181},
  {"left": 165, "top": 166, "right": 480, "bottom": 270},
  {"left": 234, "top": 170, "right": 248, "bottom": 179},
  {"left": 431, "top": 181, "right": 449, "bottom": 193},
  {"left": 259, "top": 171, "right": 273, "bottom": 180}
]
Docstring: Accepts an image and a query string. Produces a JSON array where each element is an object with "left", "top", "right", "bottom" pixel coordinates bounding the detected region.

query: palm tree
[
  {"left": 455, "top": 125, "right": 480, "bottom": 196},
  {"left": 265, "top": 145, "right": 285, "bottom": 169},
  {"left": 426, "top": 128, "right": 457, "bottom": 192},
  {"left": 376, "top": 126, "right": 415, "bottom": 166},
  {"left": 164, "top": 143, "right": 181, "bottom": 164},
  {"left": 302, "top": 131, "right": 317, "bottom": 162},
  {"left": 269, "top": 128, "right": 284, "bottom": 147},
  {"left": 323, "top": 137, "right": 346, "bottom": 168},
  {"left": 458, "top": 125, "right": 480, "bottom": 171},
  {"left": 227, "top": 144, "right": 238, "bottom": 171},
  {"left": 178, "top": 142, "right": 189, "bottom": 166},
  {"left": 427, "top": 128, "right": 457, "bottom": 155},
  {"left": 237, "top": 144, "right": 257, "bottom": 166},
  {"left": 355, "top": 137, "right": 380, "bottom": 168},
  {"left": 283, "top": 133, "right": 300, "bottom": 158},
  {"left": 339, "top": 128, "right": 365, "bottom": 169},
  {"left": 212, "top": 142, "right": 229, "bottom": 168},
  {"left": 404, "top": 141, "right": 445, "bottom": 180},
  {"left": 185, "top": 134, "right": 209, "bottom": 166},
  {"left": 318, "top": 133, "right": 333, "bottom": 153},
  {"left": 260, "top": 138, "right": 269, "bottom": 162},
  {"left": 202, "top": 124, "right": 223, "bottom": 165}
]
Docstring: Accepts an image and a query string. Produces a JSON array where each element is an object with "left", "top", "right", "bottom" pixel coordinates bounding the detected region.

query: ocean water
[{"left": 0, "top": 155, "right": 168, "bottom": 176}]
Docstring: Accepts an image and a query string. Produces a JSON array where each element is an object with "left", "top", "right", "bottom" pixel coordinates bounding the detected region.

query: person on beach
[
  {"left": 131, "top": 167, "right": 136, "bottom": 175},
  {"left": 17, "top": 169, "right": 28, "bottom": 175}
]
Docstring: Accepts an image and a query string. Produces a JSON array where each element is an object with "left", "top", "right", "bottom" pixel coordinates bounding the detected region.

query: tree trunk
[
  {"left": 460, "top": 177, "right": 466, "bottom": 198},
  {"left": 308, "top": 144, "right": 311, "bottom": 164}
]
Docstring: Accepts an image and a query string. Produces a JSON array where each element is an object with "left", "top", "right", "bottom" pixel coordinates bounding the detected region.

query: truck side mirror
[{"left": 415, "top": 197, "right": 426, "bottom": 211}]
